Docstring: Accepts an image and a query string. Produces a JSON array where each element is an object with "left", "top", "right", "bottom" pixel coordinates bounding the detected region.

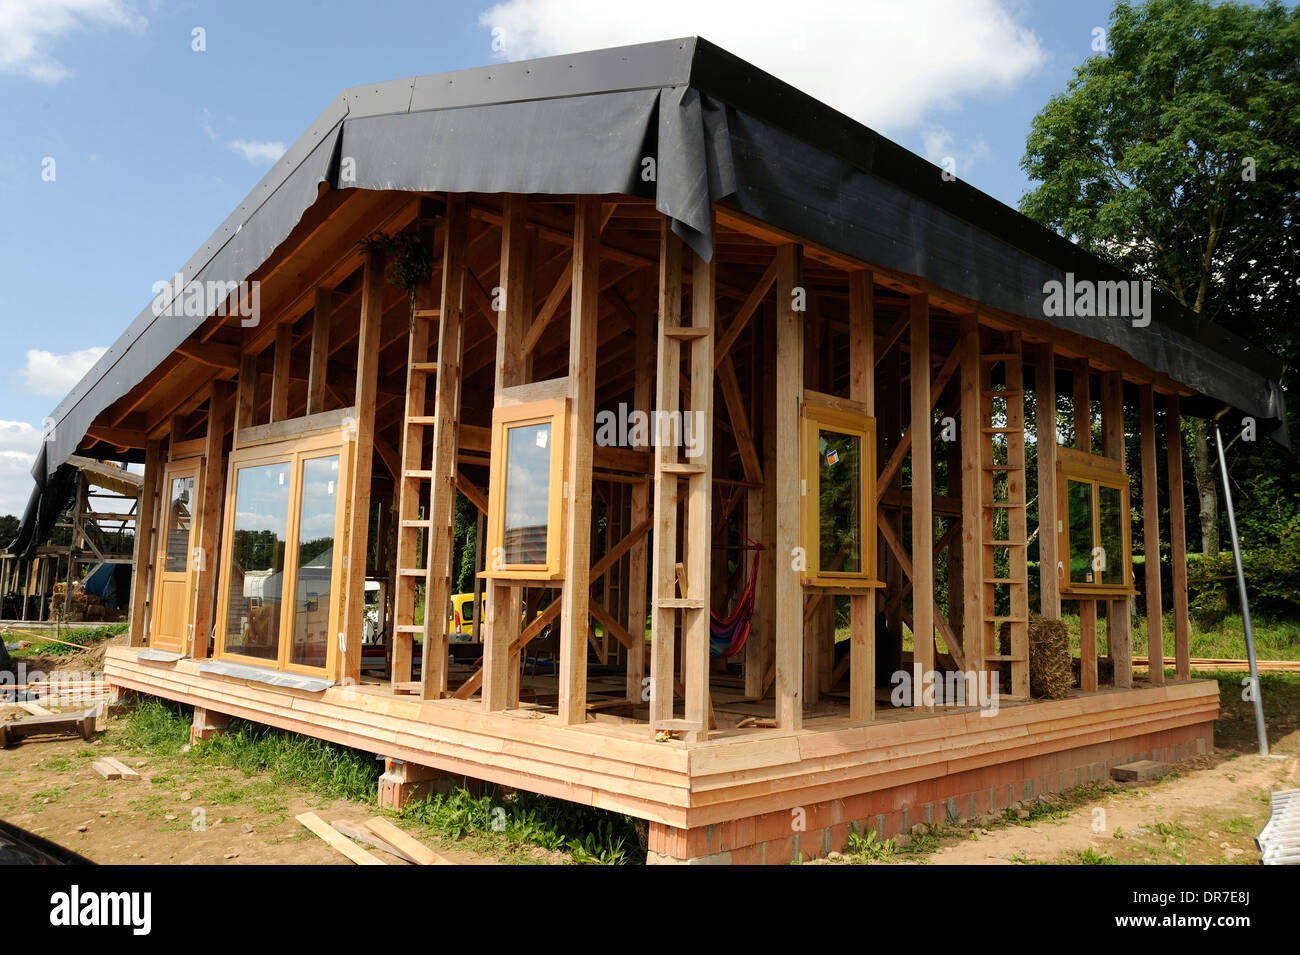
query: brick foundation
[{"left": 647, "top": 720, "right": 1213, "bottom": 864}]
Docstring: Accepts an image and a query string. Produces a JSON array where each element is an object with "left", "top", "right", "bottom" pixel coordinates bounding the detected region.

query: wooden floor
[{"left": 104, "top": 645, "right": 1219, "bottom": 829}]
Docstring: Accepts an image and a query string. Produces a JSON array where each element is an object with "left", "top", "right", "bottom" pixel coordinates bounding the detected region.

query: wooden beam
[
  {"left": 191, "top": 381, "right": 230, "bottom": 660},
  {"left": 306, "top": 289, "right": 334, "bottom": 416},
  {"left": 422, "top": 197, "right": 468, "bottom": 701},
  {"left": 1139, "top": 384, "right": 1163, "bottom": 685},
  {"left": 849, "top": 269, "right": 875, "bottom": 722},
  {"left": 270, "top": 323, "right": 292, "bottom": 423},
  {"left": 1074, "top": 362, "right": 1097, "bottom": 692},
  {"left": 521, "top": 253, "right": 572, "bottom": 355},
  {"left": 341, "top": 251, "right": 384, "bottom": 686},
  {"left": 626, "top": 272, "right": 653, "bottom": 704},
  {"left": 713, "top": 254, "right": 776, "bottom": 369},
  {"left": 1099, "top": 369, "right": 1131, "bottom": 688},
  {"left": 236, "top": 352, "right": 259, "bottom": 431},
  {"left": 484, "top": 196, "right": 532, "bottom": 711},
  {"left": 175, "top": 341, "right": 240, "bottom": 370},
  {"left": 774, "top": 243, "right": 803, "bottom": 729},
  {"left": 909, "top": 294, "right": 934, "bottom": 705},
  {"left": 557, "top": 197, "right": 600, "bottom": 724},
  {"left": 127, "top": 440, "right": 162, "bottom": 647},
  {"left": 684, "top": 233, "right": 715, "bottom": 736},
  {"left": 1033, "top": 343, "right": 1061, "bottom": 618},
  {"left": 1165, "top": 396, "right": 1191, "bottom": 681},
  {"left": 959, "top": 314, "right": 984, "bottom": 671}
]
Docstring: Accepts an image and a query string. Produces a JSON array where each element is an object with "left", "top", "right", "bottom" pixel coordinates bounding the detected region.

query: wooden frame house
[{"left": 19, "top": 38, "right": 1286, "bottom": 864}]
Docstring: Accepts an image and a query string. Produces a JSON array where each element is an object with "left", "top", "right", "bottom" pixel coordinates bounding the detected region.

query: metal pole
[{"left": 1213, "top": 415, "right": 1268, "bottom": 757}]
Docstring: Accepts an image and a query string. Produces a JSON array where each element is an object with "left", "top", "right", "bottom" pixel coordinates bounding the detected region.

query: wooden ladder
[
  {"left": 979, "top": 331, "right": 1030, "bottom": 699},
  {"left": 648, "top": 228, "right": 714, "bottom": 741},
  {"left": 391, "top": 298, "right": 441, "bottom": 690}
]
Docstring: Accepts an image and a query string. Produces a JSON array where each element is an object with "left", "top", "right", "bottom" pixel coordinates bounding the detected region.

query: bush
[{"left": 1185, "top": 542, "right": 1300, "bottom": 625}]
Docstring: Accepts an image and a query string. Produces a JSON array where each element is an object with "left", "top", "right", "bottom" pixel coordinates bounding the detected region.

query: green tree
[{"left": 1019, "top": 0, "right": 1300, "bottom": 554}]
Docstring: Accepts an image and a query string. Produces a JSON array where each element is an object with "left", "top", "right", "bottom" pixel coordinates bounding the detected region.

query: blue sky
[{"left": 0, "top": 0, "right": 1128, "bottom": 514}]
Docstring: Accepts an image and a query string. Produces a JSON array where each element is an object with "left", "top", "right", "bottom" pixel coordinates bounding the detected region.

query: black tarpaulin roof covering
[{"left": 13, "top": 36, "right": 1288, "bottom": 558}]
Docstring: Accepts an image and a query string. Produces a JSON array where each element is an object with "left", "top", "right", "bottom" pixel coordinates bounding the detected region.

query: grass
[
  {"left": 7, "top": 622, "right": 128, "bottom": 658},
  {"left": 117, "top": 699, "right": 644, "bottom": 863}
]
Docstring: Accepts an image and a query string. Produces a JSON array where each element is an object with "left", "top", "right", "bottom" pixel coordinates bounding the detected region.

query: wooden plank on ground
[
  {"left": 331, "top": 819, "right": 416, "bottom": 863},
  {"left": 364, "top": 817, "right": 455, "bottom": 865},
  {"left": 101, "top": 756, "right": 141, "bottom": 781},
  {"left": 297, "top": 812, "right": 387, "bottom": 865}
]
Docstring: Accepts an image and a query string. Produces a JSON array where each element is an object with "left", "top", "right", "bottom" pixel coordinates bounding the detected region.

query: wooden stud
[
  {"left": 484, "top": 195, "right": 530, "bottom": 712},
  {"left": 236, "top": 352, "right": 259, "bottom": 432},
  {"left": 422, "top": 197, "right": 469, "bottom": 700},
  {"left": 307, "top": 289, "right": 334, "bottom": 416},
  {"left": 626, "top": 272, "right": 653, "bottom": 705},
  {"left": 849, "top": 269, "right": 876, "bottom": 722},
  {"left": 1139, "top": 385, "right": 1163, "bottom": 684},
  {"left": 1165, "top": 395, "right": 1191, "bottom": 680},
  {"left": 1099, "top": 370, "right": 1131, "bottom": 689},
  {"left": 191, "top": 381, "right": 230, "bottom": 660},
  {"left": 909, "top": 294, "right": 934, "bottom": 706},
  {"left": 1073, "top": 364, "right": 1098, "bottom": 692},
  {"left": 341, "top": 250, "right": 384, "bottom": 686},
  {"left": 557, "top": 197, "right": 600, "bottom": 725},
  {"left": 1032, "top": 343, "right": 1060, "bottom": 618},
  {"left": 127, "top": 440, "right": 162, "bottom": 647},
  {"left": 774, "top": 243, "right": 803, "bottom": 730},
  {"left": 270, "top": 322, "right": 292, "bottom": 423}
]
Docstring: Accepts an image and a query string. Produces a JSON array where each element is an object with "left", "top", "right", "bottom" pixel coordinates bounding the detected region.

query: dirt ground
[{"left": 0, "top": 709, "right": 497, "bottom": 865}]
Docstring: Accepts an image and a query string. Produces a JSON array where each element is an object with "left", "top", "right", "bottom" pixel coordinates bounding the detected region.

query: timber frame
[{"left": 36, "top": 39, "right": 1260, "bottom": 862}]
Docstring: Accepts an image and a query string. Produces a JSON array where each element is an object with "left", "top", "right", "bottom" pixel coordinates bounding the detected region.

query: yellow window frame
[
  {"left": 214, "top": 430, "right": 354, "bottom": 679},
  {"left": 800, "top": 399, "right": 880, "bottom": 588},
  {"left": 484, "top": 398, "right": 569, "bottom": 581},
  {"left": 1056, "top": 446, "right": 1134, "bottom": 596}
]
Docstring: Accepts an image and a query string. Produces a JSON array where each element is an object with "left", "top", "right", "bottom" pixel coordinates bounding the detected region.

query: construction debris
[
  {"left": 296, "top": 812, "right": 386, "bottom": 865},
  {"left": 364, "top": 817, "right": 455, "bottom": 865},
  {"left": 1258, "top": 788, "right": 1300, "bottom": 865},
  {"left": 0, "top": 708, "right": 98, "bottom": 748},
  {"left": 91, "top": 756, "right": 140, "bottom": 781}
]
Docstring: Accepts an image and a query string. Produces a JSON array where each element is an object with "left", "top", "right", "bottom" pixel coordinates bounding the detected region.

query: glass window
[
  {"left": 164, "top": 476, "right": 195, "bottom": 572},
  {"left": 288, "top": 455, "right": 339, "bottom": 669},
  {"left": 1098, "top": 484, "right": 1125, "bottom": 587},
  {"left": 503, "top": 422, "right": 552, "bottom": 566},
  {"left": 818, "top": 429, "right": 862, "bottom": 574},
  {"left": 1067, "top": 479, "right": 1094, "bottom": 584},
  {"left": 222, "top": 461, "right": 291, "bottom": 662}
]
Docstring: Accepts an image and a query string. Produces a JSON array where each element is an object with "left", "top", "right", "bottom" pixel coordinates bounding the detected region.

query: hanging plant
[{"left": 356, "top": 226, "right": 435, "bottom": 297}]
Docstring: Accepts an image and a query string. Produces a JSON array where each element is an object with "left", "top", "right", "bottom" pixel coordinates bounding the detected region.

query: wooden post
[
  {"left": 683, "top": 239, "right": 715, "bottom": 734},
  {"left": 1165, "top": 395, "right": 1191, "bottom": 680},
  {"left": 959, "top": 315, "right": 985, "bottom": 672},
  {"left": 848, "top": 270, "right": 876, "bottom": 721},
  {"left": 127, "top": 440, "right": 162, "bottom": 647},
  {"left": 307, "top": 289, "right": 333, "bottom": 416},
  {"left": 774, "top": 243, "right": 803, "bottom": 730},
  {"left": 626, "top": 271, "right": 653, "bottom": 705},
  {"left": 1099, "top": 370, "right": 1131, "bottom": 688},
  {"left": 484, "top": 195, "right": 530, "bottom": 711},
  {"left": 909, "top": 294, "right": 934, "bottom": 706},
  {"left": 755, "top": 301, "right": 778, "bottom": 700},
  {"left": 191, "top": 381, "right": 230, "bottom": 660},
  {"left": 422, "top": 196, "right": 468, "bottom": 701},
  {"left": 1139, "top": 385, "right": 1164, "bottom": 684},
  {"left": 270, "top": 323, "right": 292, "bottom": 423},
  {"left": 342, "top": 250, "right": 384, "bottom": 687},
  {"left": 1033, "top": 343, "right": 1060, "bottom": 618},
  {"left": 236, "top": 352, "right": 259, "bottom": 432},
  {"left": 557, "top": 197, "right": 600, "bottom": 725},
  {"left": 649, "top": 225, "right": 683, "bottom": 727}
]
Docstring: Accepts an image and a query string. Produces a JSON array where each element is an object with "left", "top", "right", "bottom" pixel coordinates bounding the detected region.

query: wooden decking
[{"left": 104, "top": 644, "right": 1218, "bottom": 830}]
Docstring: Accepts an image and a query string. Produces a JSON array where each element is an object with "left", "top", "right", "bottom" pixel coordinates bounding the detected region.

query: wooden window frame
[
  {"left": 800, "top": 398, "right": 880, "bottom": 589},
  {"left": 483, "top": 397, "right": 569, "bottom": 581},
  {"left": 214, "top": 429, "right": 354, "bottom": 679},
  {"left": 1056, "top": 445, "right": 1134, "bottom": 597}
]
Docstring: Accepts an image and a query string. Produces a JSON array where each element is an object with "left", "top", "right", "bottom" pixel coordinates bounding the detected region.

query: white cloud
[
  {"left": 18, "top": 346, "right": 107, "bottom": 397},
  {"left": 478, "top": 0, "right": 1044, "bottom": 132},
  {"left": 228, "top": 139, "right": 287, "bottom": 164},
  {"left": 921, "top": 125, "right": 991, "bottom": 175},
  {"left": 0, "top": 420, "right": 41, "bottom": 518},
  {"left": 0, "top": 0, "right": 146, "bottom": 82},
  {"left": 199, "top": 108, "right": 217, "bottom": 141}
]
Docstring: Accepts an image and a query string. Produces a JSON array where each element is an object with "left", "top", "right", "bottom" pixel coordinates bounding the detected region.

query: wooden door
[{"left": 151, "top": 461, "right": 200, "bottom": 653}]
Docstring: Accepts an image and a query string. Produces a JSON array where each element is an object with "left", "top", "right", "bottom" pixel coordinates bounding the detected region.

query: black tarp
[{"left": 12, "top": 36, "right": 1288, "bottom": 556}]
